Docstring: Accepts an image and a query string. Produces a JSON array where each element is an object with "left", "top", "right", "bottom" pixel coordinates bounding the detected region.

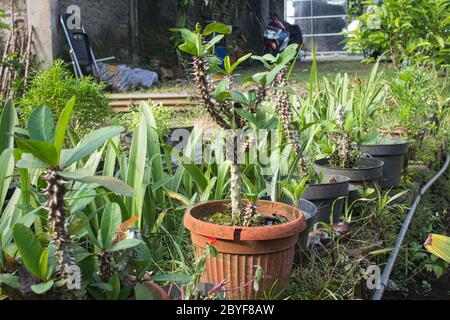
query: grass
[{"left": 145, "top": 60, "right": 394, "bottom": 94}]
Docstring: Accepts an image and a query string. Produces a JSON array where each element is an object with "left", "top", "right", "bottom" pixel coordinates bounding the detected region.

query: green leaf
[
  {"left": 61, "top": 126, "right": 124, "bottom": 168},
  {"left": 170, "top": 28, "right": 196, "bottom": 44},
  {"left": 106, "top": 239, "right": 143, "bottom": 252},
  {"left": 15, "top": 138, "right": 58, "bottom": 167},
  {"left": 228, "top": 53, "right": 252, "bottom": 74},
  {"left": 31, "top": 280, "right": 54, "bottom": 295},
  {"left": 12, "top": 224, "right": 44, "bottom": 280},
  {"left": 0, "top": 149, "right": 14, "bottom": 210},
  {"left": 203, "top": 23, "right": 232, "bottom": 36},
  {"left": 78, "top": 175, "right": 136, "bottom": 196},
  {"left": 125, "top": 117, "right": 147, "bottom": 226},
  {"left": 178, "top": 42, "right": 197, "bottom": 56},
  {"left": 0, "top": 100, "right": 17, "bottom": 154},
  {"left": 230, "top": 91, "right": 249, "bottom": 105},
  {"left": 39, "top": 249, "right": 49, "bottom": 281},
  {"left": 54, "top": 96, "right": 76, "bottom": 158},
  {"left": 134, "top": 282, "right": 156, "bottom": 300},
  {"left": 106, "top": 274, "right": 121, "bottom": 300},
  {"left": 204, "top": 34, "right": 225, "bottom": 54},
  {"left": 100, "top": 203, "right": 122, "bottom": 250},
  {"left": 181, "top": 163, "right": 208, "bottom": 193},
  {"left": 16, "top": 153, "right": 48, "bottom": 169},
  {"left": 0, "top": 274, "right": 20, "bottom": 289},
  {"left": 224, "top": 56, "right": 232, "bottom": 74},
  {"left": 28, "top": 106, "right": 55, "bottom": 143},
  {"left": 235, "top": 108, "right": 257, "bottom": 126}
]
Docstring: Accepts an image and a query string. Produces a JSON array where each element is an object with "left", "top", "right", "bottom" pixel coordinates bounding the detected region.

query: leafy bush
[
  {"left": 343, "top": 0, "right": 450, "bottom": 67},
  {"left": 20, "top": 60, "right": 112, "bottom": 133}
]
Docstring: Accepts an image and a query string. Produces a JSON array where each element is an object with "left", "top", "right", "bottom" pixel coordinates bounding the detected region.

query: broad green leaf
[
  {"left": 100, "top": 203, "right": 122, "bottom": 250},
  {"left": 31, "top": 280, "right": 54, "bottom": 295},
  {"left": 12, "top": 224, "right": 44, "bottom": 280},
  {"left": 170, "top": 28, "right": 196, "bottom": 44},
  {"left": 178, "top": 42, "right": 197, "bottom": 56},
  {"left": 16, "top": 153, "right": 47, "bottom": 169},
  {"left": 28, "top": 106, "right": 55, "bottom": 143},
  {"left": 0, "top": 274, "right": 20, "bottom": 289},
  {"left": 204, "top": 34, "right": 225, "bottom": 54},
  {"left": 203, "top": 22, "right": 232, "bottom": 36},
  {"left": 68, "top": 174, "right": 136, "bottom": 197},
  {"left": 54, "top": 96, "right": 76, "bottom": 158},
  {"left": 230, "top": 91, "right": 249, "bottom": 105},
  {"left": 0, "top": 100, "right": 17, "bottom": 154},
  {"left": 235, "top": 108, "right": 258, "bottom": 126},
  {"left": 61, "top": 126, "right": 125, "bottom": 168},
  {"left": 228, "top": 52, "right": 252, "bottom": 74},
  {"left": 15, "top": 138, "right": 58, "bottom": 167},
  {"left": 106, "top": 239, "right": 143, "bottom": 252}
]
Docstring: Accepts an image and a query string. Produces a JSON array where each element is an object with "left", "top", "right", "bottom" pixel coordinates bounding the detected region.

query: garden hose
[{"left": 372, "top": 153, "right": 450, "bottom": 300}]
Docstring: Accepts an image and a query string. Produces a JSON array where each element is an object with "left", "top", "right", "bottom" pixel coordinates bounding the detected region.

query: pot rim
[
  {"left": 307, "top": 175, "right": 351, "bottom": 187},
  {"left": 184, "top": 200, "right": 306, "bottom": 241},
  {"left": 361, "top": 137, "right": 410, "bottom": 147},
  {"left": 142, "top": 281, "right": 170, "bottom": 300},
  {"left": 314, "top": 157, "right": 384, "bottom": 172}
]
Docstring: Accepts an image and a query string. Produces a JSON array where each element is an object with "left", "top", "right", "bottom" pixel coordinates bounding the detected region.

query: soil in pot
[
  {"left": 360, "top": 138, "right": 409, "bottom": 189},
  {"left": 184, "top": 200, "right": 306, "bottom": 300}
]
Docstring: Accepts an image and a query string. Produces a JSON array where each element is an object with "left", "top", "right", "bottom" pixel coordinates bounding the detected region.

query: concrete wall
[{"left": 58, "top": 0, "right": 136, "bottom": 64}]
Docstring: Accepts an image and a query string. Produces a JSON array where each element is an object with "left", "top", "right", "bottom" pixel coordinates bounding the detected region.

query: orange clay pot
[{"left": 184, "top": 200, "right": 306, "bottom": 300}]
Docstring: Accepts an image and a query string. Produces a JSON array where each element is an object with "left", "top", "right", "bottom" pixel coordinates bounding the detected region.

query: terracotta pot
[
  {"left": 141, "top": 282, "right": 169, "bottom": 300},
  {"left": 184, "top": 200, "right": 306, "bottom": 300}
]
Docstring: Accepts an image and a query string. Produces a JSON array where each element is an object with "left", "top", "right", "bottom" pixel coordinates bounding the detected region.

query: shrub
[
  {"left": 20, "top": 60, "right": 112, "bottom": 133},
  {"left": 343, "top": 0, "right": 450, "bottom": 67}
]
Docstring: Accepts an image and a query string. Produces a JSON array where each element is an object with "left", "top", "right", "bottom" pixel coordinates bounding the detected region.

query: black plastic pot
[
  {"left": 281, "top": 197, "right": 317, "bottom": 249},
  {"left": 360, "top": 139, "right": 409, "bottom": 189},
  {"left": 314, "top": 158, "right": 384, "bottom": 189},
  {"left": 297, "top": 198, "right": 318, "bottom": 250},
  {"left": 302, "top": 175, "right": 350, "bottom": 225}
]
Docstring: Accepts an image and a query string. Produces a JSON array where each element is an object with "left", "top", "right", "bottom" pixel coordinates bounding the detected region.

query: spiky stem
[
  {"left": 192, "top": 57, "right": 230, "bottom": 129},
  {"left": 273, "top": 68, "right": 308, "bottom": 176},
  {"left": 230, "top": 161, "right": 243, "bottom": 223},
  {"left": 98, "top": 252, "right": 112, "bottom": 282},
  {"left": 42, "top": 170, "right": 80, "bottom": 299},
  {"left": 242, "top": 201, "right": 257, "bottom": 227},
  {"left": 331, "top": 105, "right": 353, "bottom": 168}
]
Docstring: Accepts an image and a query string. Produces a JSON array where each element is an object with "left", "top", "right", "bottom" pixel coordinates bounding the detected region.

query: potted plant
[
  {"left": 174, "top": 23, "right": 307, "bottom": 299},
  {"left": 314, "top": 105, "right": 384, "bottom": 197},
  {"left": 257, "top": 50, "right": 350, "bottom": 233}
]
